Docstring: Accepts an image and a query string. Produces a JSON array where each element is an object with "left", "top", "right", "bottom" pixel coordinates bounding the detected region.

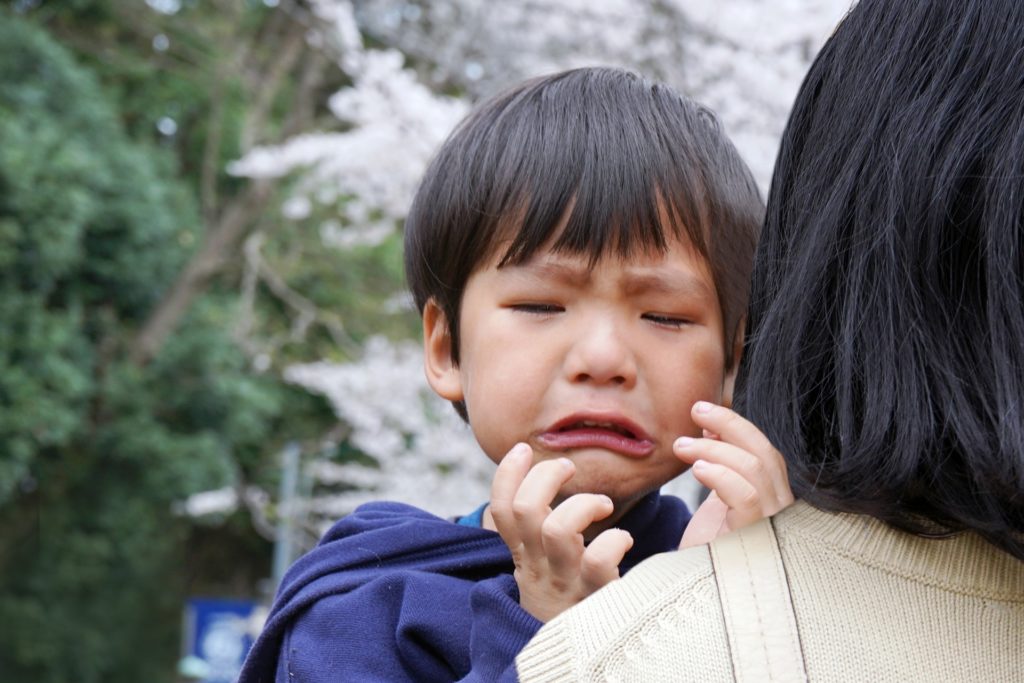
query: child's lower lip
[{"left": 537, "top": 429, "right": 655, "bottom": 458}]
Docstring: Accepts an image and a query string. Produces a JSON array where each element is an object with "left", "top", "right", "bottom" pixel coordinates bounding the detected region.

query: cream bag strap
[{"left": 709, "top": 517, "right": 808, "bottom": 683}]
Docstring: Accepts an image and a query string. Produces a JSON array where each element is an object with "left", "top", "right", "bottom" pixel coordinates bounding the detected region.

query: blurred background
[{"left": 0, "top": 1, "right": 850, "bottom": 681}]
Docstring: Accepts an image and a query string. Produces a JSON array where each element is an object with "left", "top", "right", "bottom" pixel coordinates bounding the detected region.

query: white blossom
[
  {"left": 229, "top": 2, "right": 468, "bottom": 246},
  {"left": 174, "top": 486, "right": 240, "bottom": 517},
  {"left": 355, "top": 0, "right": 854, "bottom": 187},
  {"left": 285, "top": 337, "right": 493, "bottom": 523}
]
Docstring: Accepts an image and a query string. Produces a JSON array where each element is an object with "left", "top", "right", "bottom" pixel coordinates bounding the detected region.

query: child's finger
[
  {"left": 690, "top": 402, "right": 783, "bottom": 467},
  {"left": 689, "top": 458, "right": 768, "bottom": 530},
  {"left": 688, "top": 402, "right": 790, "bottom": 497},
  {"left": 540, "top": 493, "right": 614, "bottom": 576},
  {"left": 512, "top": 458, "right": 576, "bottom": 558},
  {"left": 673, "top": 437, "right": 787, "bottom": 508},
  {"left": 579, "top": 529, "right": 633, "bottom": 592},
  {"left": 489, "top": 443, "right": 534, "bottom": 548}
]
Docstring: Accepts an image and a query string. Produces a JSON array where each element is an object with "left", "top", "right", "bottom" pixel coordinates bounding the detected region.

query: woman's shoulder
[{"left": 517, "top": 545, "right": 734, "bottom": 682}]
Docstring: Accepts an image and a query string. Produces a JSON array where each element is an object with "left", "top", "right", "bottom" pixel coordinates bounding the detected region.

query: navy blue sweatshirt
[{"left": 239, "top": 491, "right": 690, "bottom": 683}]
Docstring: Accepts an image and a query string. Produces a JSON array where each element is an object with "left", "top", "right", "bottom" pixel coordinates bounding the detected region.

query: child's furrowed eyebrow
[
  {"left": 504, "top": 260, "right": 592, "bottom": 287},
  {"left": 500, "top": 259, "right": 713, "bottom": 302},
  {"left": 620, "top": 270, "right": 714, "bottom": 301}
]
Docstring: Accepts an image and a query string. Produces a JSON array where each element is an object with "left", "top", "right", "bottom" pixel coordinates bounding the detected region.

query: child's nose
[{"left": 564, "top": 317, "right": 637, "bottom": 388}]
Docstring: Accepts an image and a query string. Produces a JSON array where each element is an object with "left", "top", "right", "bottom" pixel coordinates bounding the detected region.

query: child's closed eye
[
  {"left": 509, "top": 303, "right": 565, "bottom": 315},
  {"left": 642, "top": 313, "right": 692, "bottom": 328}
]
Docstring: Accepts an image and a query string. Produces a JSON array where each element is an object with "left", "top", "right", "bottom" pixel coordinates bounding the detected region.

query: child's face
[{"left": 424, "top": 234, "right": 736, "bottom": 512}]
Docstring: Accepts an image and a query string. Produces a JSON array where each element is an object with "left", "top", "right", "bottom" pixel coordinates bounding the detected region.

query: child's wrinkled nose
[{"left": 564, "top": 317, "right": 637, "bottom": 388}]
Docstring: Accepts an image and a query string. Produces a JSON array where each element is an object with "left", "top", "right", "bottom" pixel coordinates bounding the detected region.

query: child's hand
[
  {"left": 674, "top": 401, "right": 794, "bottom": 548},
  {"left": 488, "top": 443, "right": 634, "bottom": 623}
]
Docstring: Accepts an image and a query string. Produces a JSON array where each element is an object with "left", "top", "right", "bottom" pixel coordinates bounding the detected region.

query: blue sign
[{"left": 182, "top": 598, "right": 261, "bottom": 683}]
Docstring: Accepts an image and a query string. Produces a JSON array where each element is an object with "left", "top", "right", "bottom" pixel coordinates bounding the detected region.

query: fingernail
[
  {"left": 510, "top": 443, "right": 530, "bottom": 458},
  {"left": 694, "top": 401, "right": 715, "bottom": 414},
  {"left": 559, "top": 457, "right": 573, "bottom": 470},
  {"left": 693, "top": 459, "right": 709, "bottom": 472},
  {"left": 674, "top": 436, "right": 695, "bottom": 449}
]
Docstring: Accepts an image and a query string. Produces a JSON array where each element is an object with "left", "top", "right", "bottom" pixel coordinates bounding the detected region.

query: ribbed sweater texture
[{"left": 517, "top": 501, "right": 1024, "bottom": 682}]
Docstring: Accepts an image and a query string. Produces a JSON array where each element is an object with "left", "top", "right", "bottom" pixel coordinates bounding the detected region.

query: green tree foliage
[{"left": 0, "top": 15, "right": 325, "bottom": 682}]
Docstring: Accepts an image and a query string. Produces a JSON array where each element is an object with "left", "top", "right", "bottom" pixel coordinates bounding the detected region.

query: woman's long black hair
[{"left": 736, "top": 0, "right": 1024, "bottom": 559}]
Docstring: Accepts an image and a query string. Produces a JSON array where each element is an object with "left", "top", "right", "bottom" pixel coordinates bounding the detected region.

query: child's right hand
[{"left": 487, "top": 443, "right": 634, "bottom": 623}]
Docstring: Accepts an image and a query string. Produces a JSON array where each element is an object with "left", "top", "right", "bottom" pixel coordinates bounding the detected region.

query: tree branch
[
  {"left": 130, "top": 6, "right": 340, "bottom": 367},
  {"left": 242, "top": 18, "right": 309, "bottom": 149},
  {"left": 130, "top": 179, "right": 274, "bottom": 366},
  {"left": 199, "top": 71, "right": 227, "bottom": 222}
]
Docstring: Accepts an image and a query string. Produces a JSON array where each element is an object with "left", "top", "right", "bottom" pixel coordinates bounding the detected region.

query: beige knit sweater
[{"left": 517, "top": 501, "right": 1024, "bottom": 682}]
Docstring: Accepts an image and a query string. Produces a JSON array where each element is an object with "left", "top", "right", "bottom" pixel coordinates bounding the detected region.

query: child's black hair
[
  {"left": 405, "top": 66, "right": 763, "bottom": 418},
  {"left": 735, "top": 0, "right": 1024, "bottom": 559}
]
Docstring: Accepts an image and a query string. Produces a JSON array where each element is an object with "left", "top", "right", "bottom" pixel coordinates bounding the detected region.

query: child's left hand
[{"left": 674, "top": 401, "right": 794, "bottom": 548}]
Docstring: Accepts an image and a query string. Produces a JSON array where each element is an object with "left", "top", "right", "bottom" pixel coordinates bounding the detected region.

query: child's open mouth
[{"left": 537, "top": 415, "right": 656, "bottom": 458}]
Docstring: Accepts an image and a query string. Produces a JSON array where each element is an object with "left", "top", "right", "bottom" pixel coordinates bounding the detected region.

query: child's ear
[
  {"left": 422, "top": 299, "right": 464, "bottom": 402},
  {"left": 721, "top": 319, "right": 745, "bottom": 409}
]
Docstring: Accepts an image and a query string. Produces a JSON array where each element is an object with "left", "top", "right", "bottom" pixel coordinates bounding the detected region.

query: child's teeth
[{"left": 577, "top": 420, "right": 631, "bottom": 436}]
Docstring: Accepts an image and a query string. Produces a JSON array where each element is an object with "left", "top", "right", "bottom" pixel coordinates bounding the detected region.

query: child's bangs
[{"left": 494, "top": 180, "right": 709, "bottom": 269}]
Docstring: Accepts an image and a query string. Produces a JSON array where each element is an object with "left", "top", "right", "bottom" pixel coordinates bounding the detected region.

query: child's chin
[
  {"left": 557, "top": 476, "right": 661, "bottom": 507},
  {"left": 551, "top": 452, "right": 680, "bottom": 499}
]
